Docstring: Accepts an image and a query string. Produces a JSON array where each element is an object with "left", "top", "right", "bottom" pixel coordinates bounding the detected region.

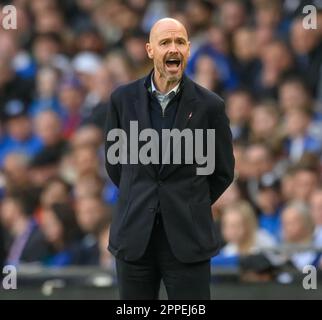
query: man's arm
[
  {"left": 105, "top": 93, "right": 122, "bottom": 188},
  {"left": 208, "top": 99, "right": 235, "bottom": 205}
]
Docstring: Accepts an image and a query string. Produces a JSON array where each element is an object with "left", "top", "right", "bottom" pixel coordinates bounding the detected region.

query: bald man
[{"left": 105, "top": 18, "right": 234, "bottom": 299}]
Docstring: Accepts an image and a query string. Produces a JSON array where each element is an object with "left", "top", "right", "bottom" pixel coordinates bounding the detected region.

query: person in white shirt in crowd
[{"left": 281, "top": 201, "right": 318, "bottom": 270}]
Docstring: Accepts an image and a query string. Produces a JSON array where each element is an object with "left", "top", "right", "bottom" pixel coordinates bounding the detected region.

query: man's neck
[{"left": 152, "top": 71, "right": 180, "bottom": 94}]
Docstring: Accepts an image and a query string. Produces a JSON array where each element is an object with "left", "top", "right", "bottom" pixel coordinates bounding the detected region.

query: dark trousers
[{"left": 115, "top": 214, "right": 211, "bottom": 300}]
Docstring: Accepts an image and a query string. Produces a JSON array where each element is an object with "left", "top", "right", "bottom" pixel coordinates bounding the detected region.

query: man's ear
[
  {"left": 146, "top": 43, "right": 153, "bottom": 59},
  {"left": 188, "top": 41, "right": 191, "bottom": 57}
]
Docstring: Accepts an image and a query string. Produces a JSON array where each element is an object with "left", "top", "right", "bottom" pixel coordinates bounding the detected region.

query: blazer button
[
  {"left": 158, "top": 180, "right": 163, "bottom": 186},
  {"left": 149, "top": 208, "right": 155, "bottom": 212}
]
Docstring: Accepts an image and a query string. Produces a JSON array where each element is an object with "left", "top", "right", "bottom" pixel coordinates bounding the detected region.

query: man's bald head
[
  {"left": 149, "top": 18, "right": 188, "bottom": 43},
  {"left": 146, "top": 17, "right": 190, "bottom": 90}
]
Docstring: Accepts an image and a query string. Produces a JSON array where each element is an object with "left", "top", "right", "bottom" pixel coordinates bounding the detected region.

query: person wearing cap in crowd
[
  {"left": 0, "top": 99, "right": 43, "bottom": 168},
  {"left": 72, "top": 51, "right": 102, "bottom": 118},
  {"left": 28, "top": 146, "right": 62, "bottom": 189}
]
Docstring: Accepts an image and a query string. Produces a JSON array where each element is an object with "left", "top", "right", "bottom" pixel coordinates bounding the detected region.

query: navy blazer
[{"left": 105, "top": 73, "right": 235, "bottom": 263}]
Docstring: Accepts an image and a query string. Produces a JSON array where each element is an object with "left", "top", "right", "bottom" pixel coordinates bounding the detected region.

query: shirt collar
[{"left": 150, "top": 72, "right": 181, "bottom": 97}]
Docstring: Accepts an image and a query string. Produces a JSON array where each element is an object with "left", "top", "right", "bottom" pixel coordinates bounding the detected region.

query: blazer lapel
[
  {"left": 134, "top": 77, "right": 158, "bottom": 179},
  {"left": 159, "top": 75, "right": 197, "bottom": 179}
]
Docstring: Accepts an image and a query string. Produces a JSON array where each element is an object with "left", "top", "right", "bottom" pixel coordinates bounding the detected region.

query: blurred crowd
[{"left": 0, "top": 0, "right": 322, "bottom": 278}]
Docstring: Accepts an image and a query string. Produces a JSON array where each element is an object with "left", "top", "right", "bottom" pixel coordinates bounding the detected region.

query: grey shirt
[{"left": 151, "top": 75, "right": 180, "bottom": 114}]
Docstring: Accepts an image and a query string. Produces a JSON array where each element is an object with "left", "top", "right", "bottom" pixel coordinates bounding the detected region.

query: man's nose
[{"left": 168, "top": 42, "right": 179, "bottom": 53}]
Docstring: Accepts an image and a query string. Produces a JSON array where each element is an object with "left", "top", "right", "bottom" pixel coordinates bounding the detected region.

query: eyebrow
[{"left": 158, "top": 37, "right": 187, "bottom": 43}]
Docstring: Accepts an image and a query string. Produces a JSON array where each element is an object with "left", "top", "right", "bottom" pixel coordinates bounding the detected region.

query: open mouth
[{"left": 165, "top": 58, "right": 181, "bottom": 69}]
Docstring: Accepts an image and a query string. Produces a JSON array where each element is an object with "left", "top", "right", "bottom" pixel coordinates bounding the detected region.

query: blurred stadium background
[{"left": 0, "top": 0, "right": 322, "bottom": 299}]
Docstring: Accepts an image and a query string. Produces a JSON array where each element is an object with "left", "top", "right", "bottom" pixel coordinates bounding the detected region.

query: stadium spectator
[
  {"left": 194, "top": 54, "right": 224, "bottom": 94},
  {"left": 34, "top": 110, "right": 68, "bottom": 157},
  {"left": 71, "top": 124, "right": 103, "bottom": 149},
  {"left": 104, "top": 50, "right": 133, "bottom": 85},
  {"left": 232, "top": 27, "right": 261, "bottom": 91},
  {"left": 40, "top": 177, "right": 71, "bottom": 208},
  {"left": 29, "top": 66, "right": 62, "bottom": 118},
  {"left": 74, "top": 173, "right": 104, "bottom": 200},
  {"left": 28, "top": 147, "right": 62, "bottom": 189},
  {"left": 31, "top": 32, "right": 65, "bottom": 68},
  {"left": 41, "top": 203, "right": 81, "bottom": 267},
  {"left": 72, "top": 52, "right": 102, "bottom": 113},
  {"left": 242, "top": 143, "right": 276, "bottom": 204},
  {"left": 81, "top": 66, "right": 114, "bottom": 129},
  {"left": 309, "top": 188, "right": 322, "bottom": 248},
  {"left": 0, "top": 192, "right": 49, "bottom": 266},
  {"left": 256, "top": 40, "right": 295, "bottom": 99},
  {"left": 122, "top": 29, "right": 152, "bottom": 79},
  {"left": 212, "top": 201, "right": 276, "bottom": 267},
  {"left": 278, "top": 75, "right": 314, "bottom": 113},
  {"left": 0, "top": 100, "right": 43, "bottom": 168},
  {"left": 58, "top": 75, "right": 85, "bottom": 139},
  {"left": 284, "top": 107, "right": 321, "bottom": 162},
  {"left": 290, "top": 165, "right": 320, "bottom": 202},
  {"left": 219, "top": 0, "right": 247, "bottom": 36},
  {"left": 226, "top": 89, "right": 253, "bottom": 143},
  {"left": 254, "top": 0, "right": 285, "bottom": 35},
  {"left": 278, "top": 75, "right": 322, "bottom": 142},
  {"left": 249, "top": 101, "right": 282, "bottom": 151},
  {"left": 290, "top": 18, "right": 322, "bottom": 101},
  {"left": 255, "top": 178, "right": 283, "bottom": 241},
  {"left": 73, "top": 196, "right": 111, "bottom": 266},
  {"left": 0, "top": 56, "right": 34, "bottom": 112},
  {"left": 281, "top": 201, "right": 318, "bottom": 270},
  {"left": 72, "top": 144, "right": 100, "bottom": 178},
  {"left": 2, "top": 153, "right": 30, "bottom": 193}
]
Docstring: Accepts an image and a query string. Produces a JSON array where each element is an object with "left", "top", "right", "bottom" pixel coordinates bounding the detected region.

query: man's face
[
  {"left": 222, "top": 210, "right": 246, "bottom": 244},
  {"left": 76, "top": 198, "right": 104, "bottom": 233},
  {"left": 146, "top": 21, "right": 190, "bottom": 83},
  {"left": 282, "top": 208, "right": 308, "bottom": 243},
  {"left": 6, "top": 116, "right": 32, "bottom": 141},
  {"left": 292, "top": 170, "right": 318, "bottom": 201}
]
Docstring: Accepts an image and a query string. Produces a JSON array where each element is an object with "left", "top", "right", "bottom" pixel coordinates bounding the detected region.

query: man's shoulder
[{"left": 186, "top": 77, "right": 225, "bottom": 114}]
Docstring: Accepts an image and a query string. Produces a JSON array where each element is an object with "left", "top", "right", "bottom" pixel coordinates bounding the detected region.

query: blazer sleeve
[
  {"left": 105, "top": 93, "right": 122, "bottom": 188},
  {"left": 208, "top": 99, "right": 235, "bottom": 205}
]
